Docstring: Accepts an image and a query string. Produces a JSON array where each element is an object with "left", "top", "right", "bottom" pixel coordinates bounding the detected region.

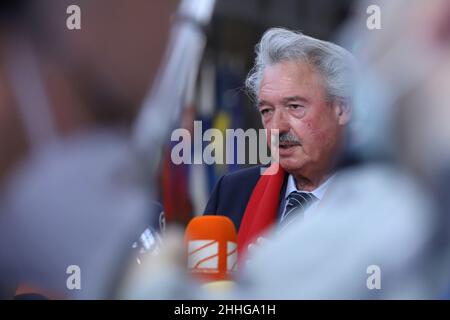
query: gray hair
[{"left": 246, "top": 28, "right": 356, "bottom": 104}]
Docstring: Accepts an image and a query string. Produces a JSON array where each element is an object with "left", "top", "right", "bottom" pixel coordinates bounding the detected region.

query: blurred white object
[
  {"left": 132, "top": 0, "right": 216, "bottom": 172},
  {"left": 237, "top": 164, "right": 440, "bottom": 299}
]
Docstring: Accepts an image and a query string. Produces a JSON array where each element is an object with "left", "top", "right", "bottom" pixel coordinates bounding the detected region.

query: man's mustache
[{"left": 278, "top": 132, "right": 301, "bottom": 145}]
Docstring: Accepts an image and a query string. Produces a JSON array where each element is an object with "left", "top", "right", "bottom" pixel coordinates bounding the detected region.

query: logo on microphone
[
  {"left": 227, "top": 242, "right": 237, "bottom": 272},
  {"left": 187, "top": 240, "right": 237, "bottom": 273}
]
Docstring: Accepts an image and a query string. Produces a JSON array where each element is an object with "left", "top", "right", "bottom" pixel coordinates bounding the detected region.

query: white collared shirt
[{"left": 281, "top": 174, "right": 333, "bottom": 219}]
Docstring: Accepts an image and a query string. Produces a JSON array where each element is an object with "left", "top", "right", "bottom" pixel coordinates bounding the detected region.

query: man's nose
[{"left": 271, "top": 108, "right": 290, "bottom": 133}]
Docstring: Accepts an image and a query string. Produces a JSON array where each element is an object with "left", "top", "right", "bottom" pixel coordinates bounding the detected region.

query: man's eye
[
  {"left": 289, "top": 104, "right": 303, "bottom": 109},
  {"left": 260, "top": 109, "right": 272, "bottom": 115}
]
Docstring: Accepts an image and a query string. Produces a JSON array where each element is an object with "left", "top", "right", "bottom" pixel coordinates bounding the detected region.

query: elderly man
[{"left": 204, "top": 28, "right": 355, "bottom": 254}]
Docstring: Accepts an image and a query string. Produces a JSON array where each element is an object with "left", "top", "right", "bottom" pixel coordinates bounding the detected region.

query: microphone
[{"left": 184, "top": 216, "right": 238, "bottom": 283}]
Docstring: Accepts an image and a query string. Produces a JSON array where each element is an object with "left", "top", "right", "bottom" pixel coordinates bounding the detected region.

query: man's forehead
[{"left": 258, "top": 61, "right": 325, "bottom": 104}]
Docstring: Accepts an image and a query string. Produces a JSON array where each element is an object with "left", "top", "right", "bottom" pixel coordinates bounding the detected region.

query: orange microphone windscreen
[{"left": 184, "top": 215, "right": 237, "bottom": 282}]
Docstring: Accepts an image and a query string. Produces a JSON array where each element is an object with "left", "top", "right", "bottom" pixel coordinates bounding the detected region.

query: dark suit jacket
[{"left": 203, "top": 166, "right": 288, "bottom": 231}]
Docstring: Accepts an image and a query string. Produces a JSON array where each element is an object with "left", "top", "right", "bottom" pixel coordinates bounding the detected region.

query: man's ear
[{"left": 334, "top": 99, "right": 351, "bottom": 125}]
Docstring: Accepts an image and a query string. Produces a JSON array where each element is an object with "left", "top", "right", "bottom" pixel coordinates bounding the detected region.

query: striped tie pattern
[{"left": 280, "top": 191, "right": 317, "bottom": 225}]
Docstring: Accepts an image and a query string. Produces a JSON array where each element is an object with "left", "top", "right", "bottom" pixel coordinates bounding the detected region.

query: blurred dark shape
[
  {"left": 0, "top": 1, "right": 28, "bottom": 22},
  {"left": 14, "top": 293, "right": 48, "bottom": 300},
  {"left": 0, "top": 0, "right": 175, "bottom": 299},
  {"left": 0, "top": 0, "right": 218, "bottom": 300}
]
